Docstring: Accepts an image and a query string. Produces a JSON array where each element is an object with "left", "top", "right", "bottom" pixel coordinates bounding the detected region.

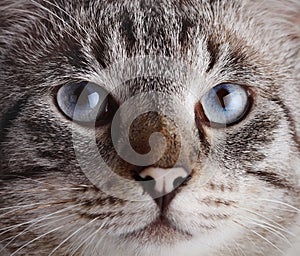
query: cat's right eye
[
  {"left": 56, "top": 81, "right": 117, "bottom": 125},
  {"left": 197, "top": 83, "right": 251, "bottom": 128}
]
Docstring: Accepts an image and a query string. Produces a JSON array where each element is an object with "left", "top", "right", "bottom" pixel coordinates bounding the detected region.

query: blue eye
[
  {"left": 199, "top": 83, "right": 251, "bottom": 127},
  {"left": 56, "top": 81, "right": 116, "bottom": 125}
]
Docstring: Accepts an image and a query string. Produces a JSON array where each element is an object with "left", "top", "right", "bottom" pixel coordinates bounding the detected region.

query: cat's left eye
[
  {"left": 197, "top": 83, "right": 251, "bottom": 127},
  {"left": 56, "top": 81, "right": 117, "bottom": 125}
]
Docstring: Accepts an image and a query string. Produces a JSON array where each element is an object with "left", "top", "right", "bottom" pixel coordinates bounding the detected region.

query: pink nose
[{"left": 139, "top": 167, "right": 188, "bottom": 194}]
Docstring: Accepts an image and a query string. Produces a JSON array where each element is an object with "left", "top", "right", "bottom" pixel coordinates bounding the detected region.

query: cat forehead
[
  {"left": 40, "top": 0, "right": 256, "bottom": 87},
  {"left": 1, "top": 0, "right": 298, "bottom": 95}
]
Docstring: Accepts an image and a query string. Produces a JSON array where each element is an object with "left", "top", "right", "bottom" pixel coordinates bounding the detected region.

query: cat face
[{"left": 0, "top": 0, "right": 299, "bottom": 255}]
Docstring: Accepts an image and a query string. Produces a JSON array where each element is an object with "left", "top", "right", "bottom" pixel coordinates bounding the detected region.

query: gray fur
[{"left": 0, "top": 0, "right": 299, "bottom": 255}]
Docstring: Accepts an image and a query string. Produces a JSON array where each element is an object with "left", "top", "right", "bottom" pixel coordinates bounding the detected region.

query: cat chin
[
  {"left": 89, "top": 216, "right": 242, "bottom": 256},
  {"left": 90, "top": 228, "right": 239, "bottom": 256},
  {"left": 119, "top": 215, "right": 193, "bottom": 243}
]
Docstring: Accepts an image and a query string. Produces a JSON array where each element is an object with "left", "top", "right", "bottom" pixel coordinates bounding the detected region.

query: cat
[{"left": 0, "top": 0, "right": 299, "bottom": 255}]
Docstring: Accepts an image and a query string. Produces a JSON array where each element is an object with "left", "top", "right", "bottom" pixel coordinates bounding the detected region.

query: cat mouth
[{"left": 122, "top": 214, "right": 192, "bottom": 241}]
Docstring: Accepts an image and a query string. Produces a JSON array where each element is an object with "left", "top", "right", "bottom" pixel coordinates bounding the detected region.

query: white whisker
[
  {"left": 237, "top": 206, "right": 295, "bottom": 236},
  {"left": 0, "top": 203, "right": 81, "bottom": 235},
  {"left": 10, "top": 225, "right": 66, "bottom": 256},
  {"left": 239, "top": 215, "right": 295, "bottom": 237},
  {"left": 1, "top": 176, "right": 93, "bottom": 191},
  {"left": 223, "top": 242, "right": 237, "bottom": 256},
  {"left": 233, "top": 220, "right": 284, "bottom": 254},
  {"left": 0, "top": 202, "right": 52, "bottom": 214},
  {"left": 249, "top": 229, "right": 284, "bottom": 254},
  {"left": 240, "top": 217, "right": 293, "bottom": 246},
  {"left": 1, "top": 175, "right": 51, "bottom": 186},
  {"left": 0, "top": 213, "right": 77, "bottom": 252},
  {"left": 48, "top": 217, "right": 100, "bottom": 256},
  {"left": 0, "top": 200, "right": 76, "bottom": 218},
  {"left": 245, "top": 233, "right": 260, "bottom": 254},
  {"left": 69, "top": 220, "right": 106, "bottom": 256},
  {"left": 233, "top": 241, "right": 246, "bottom": 256},
  {"left": 258, "top": 199, "right": 300, "bottom": 212}
]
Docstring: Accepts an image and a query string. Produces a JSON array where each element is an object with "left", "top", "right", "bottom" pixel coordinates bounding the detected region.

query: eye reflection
[{"left": 56, "top": 81, "right": 117, "bottom": 125}]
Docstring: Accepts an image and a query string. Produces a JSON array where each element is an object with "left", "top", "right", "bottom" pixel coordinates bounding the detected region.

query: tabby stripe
[
  {"left": 0, "top": 96, "right": 30, "bottom": 144},
  {"left": 270, "top": 97, "right": 300, "bottom": 150},
  {"left": 120, "top": 10, "right": 136, "bottom": 57},
  {"left": 206, "top": 37, "right": 220, "bottom": 73},
  {"left": 246, "top": 170, "right": 293, "bottom": 190}
]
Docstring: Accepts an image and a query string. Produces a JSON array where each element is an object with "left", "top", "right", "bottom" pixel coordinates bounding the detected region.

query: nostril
[
  {"left": 135, "top": 175, "right": 156, "bottom": 196},
  {"left": 174, "top": 174, "right": 192, "bottom": 189},
  {"left": 142, "top": 176, "right": 153, "bottom": 181},
  {"left": 173, "top": 176, "right": 187, "bottom": 189},
  {"left": 138, "top": 167, "right": 189, "bottom": 194},
  {"left": 134, "top": 167, "right": 192, "bottom": 211}
]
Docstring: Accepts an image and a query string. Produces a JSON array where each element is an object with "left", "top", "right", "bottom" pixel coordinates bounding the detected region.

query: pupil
[
  {"left": 72, "top": 86, "right": 86, "bottom": 107},
  {"left": 72, "top": 85, "right": 100, "bottom": 109},
  {"left": 216, "top": 87, "right": 230, "bottom": 108}
]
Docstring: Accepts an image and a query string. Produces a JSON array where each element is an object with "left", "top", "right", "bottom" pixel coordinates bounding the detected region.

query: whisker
[
  {"left": 1, "top": 175, "right": 93, "bottom": 190},
  {"left": 70, "top": 220, "right": 107, "bottom": 256},
  {"left": 245, "top": 234, "right": 259, "bottom": 253},
  {"left": 69, "top": 229, "right": 93, "bottom": 255},
  {"left": 0, "top": 188, "right": 86, "bottom": 196},
  {"left": 233, "top": 241, "right": 246, "bottom": 256},
  {"left": 0, "top": 202, "right": 53, "bottom": 214},
  {"left": 231, "top": 218, "right": 259, "bottom": 253},
  {"left": 48, "top": 217, "right": 100, "bottom": 256},
  {"left": 10, "top": 225, "right": 66, "bottom": 256},
  {"left": 249, "top": 229, "right": 284, "bottom": 254},
  {"left": 258, "top": 199, "right": 300, "bottom": 212},
  {"left": 0, "top": 200, "right": 76, "bottom": 218},
  {"left": 1, "top": 175, "right": 52, "bottom": 186},
  {"left": 236, "top": 206, "right": 295, "bottom": 236},
  {"left": 0, "top": 203, "right": 81, "bottom": 235},
  {"left": 223, "top": 242, "right": 236, "bottom": 256},
  {"left": 240, "top": 217, "right": 293, "bottom": 246},
  {"left": 0, "top": 213, "right": 77, "bottom": 252},
  {"left": 233, "top": 220, "right": 284, "bottom": 254},
  {"left": 243, "top": 201, "right": 299, "bottom": 214},
  {"left": 244, "top": 216, "right": 295, "bottom": 237}
]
